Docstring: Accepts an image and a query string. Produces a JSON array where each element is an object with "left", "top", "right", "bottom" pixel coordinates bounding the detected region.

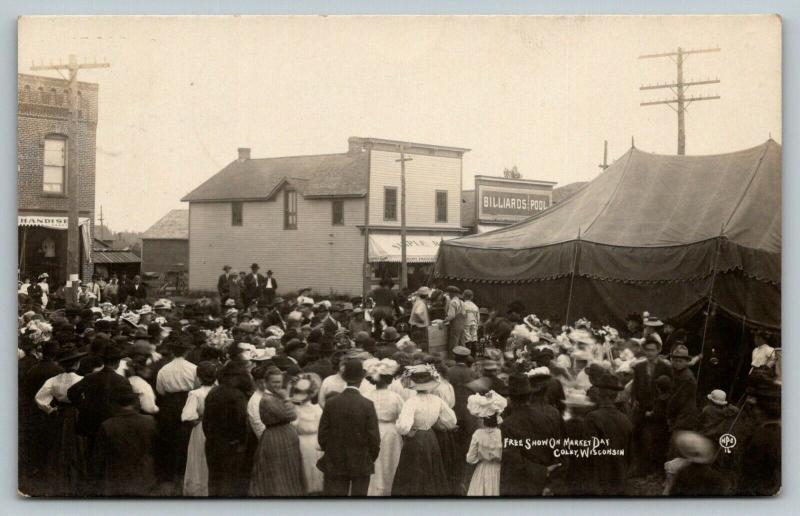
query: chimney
[
  {"left": 237, "top": 147, "right": 251, "bottom": 162},
  {"left": 348, "top": 137, "right": 367, "bottom": 154}
]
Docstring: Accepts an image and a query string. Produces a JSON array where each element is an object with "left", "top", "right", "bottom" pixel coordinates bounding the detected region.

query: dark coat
[
  {"left": 317, "top": 387, "right": 380, "bottom": 478},
  {"left": 203, "top": 384, "right": 249, "bottom": 444},
  {"left": 68, "top": 366, "right": 131, "bottom": 438},
  {"left": 667, "top": 368, "right": 698, "bottom": 431},
  {"left": 670, "top": 463, "right": 731, "bottom": 496},
  {"left": 203, "top": 384, "right": 250, "bottom": 497},
  {"left": 243, "top": 273, "right": 266, "bottom": 302},
  {"left": 263, "top": 275, "right": 278, "bottom": 291},
  {"left": 264, "top": 309, "right": 286, "bottom": 330},
  {"left": 738, "top": 420, "right": 781, "bottom": 496},
  {"left": 499, "top": 400, "right": 563, "bottom": 496},
  {"left": 584, "top": 402, "right": 633, "bottom": 495},
  {"left": 217, "top": 274, "right": 232, "bottom": 298},
  {"left": 632, "top": 359, "right": 673, "bottom": 410},
  {"left": 303, "top": 358, "right": 335, "bottom": 381},
  {"left": 447, "top": 363, "right": 478, "bottom": 387},
  {"left": 129, "top": 282, "right": 148, "bottom": 300},
  {"left": 92, "top": 407, "right": 157, "bottom": 496}
]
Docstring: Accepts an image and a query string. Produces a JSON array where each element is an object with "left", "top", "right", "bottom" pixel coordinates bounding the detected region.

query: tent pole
[
  {"left": 564, "top": 227, "right": 581, "bottom": 326},
  {"left": 729, "top": 316, "right": 748, "bottom": 396},
  {"left": 696, "top": 227, "right": 725, "bottom": 389}
]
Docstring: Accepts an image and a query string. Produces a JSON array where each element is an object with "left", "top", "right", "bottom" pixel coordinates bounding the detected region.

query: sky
[{"left": 18, "top": 15, "right": 781, "bottom": 232}]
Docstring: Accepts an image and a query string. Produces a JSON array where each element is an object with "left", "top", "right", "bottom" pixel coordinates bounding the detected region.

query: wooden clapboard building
[{"left": 182, "top": 137, "right": 470, "bottom": 296}]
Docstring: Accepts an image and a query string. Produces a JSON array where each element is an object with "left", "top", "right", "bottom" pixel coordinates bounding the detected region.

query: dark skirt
[
  {"left": 249, "top": 423, "right": 306, "bottom": 497},
  {"left": 435, "top": 428, "right": 462, "bottom": 495},
  {"left": 155, "top": 391, "right": 190, "bottom": 485},
  {"left": 45, "top": 405, "right": 85, "bottom": 496},
  {"left": 391, "top": 429, "right": 449, "bottom": 496}
]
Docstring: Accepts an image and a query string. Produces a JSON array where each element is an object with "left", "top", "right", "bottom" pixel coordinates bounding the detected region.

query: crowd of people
[{"left": 18, "top": 267, "right": 782, "bottom": 497}]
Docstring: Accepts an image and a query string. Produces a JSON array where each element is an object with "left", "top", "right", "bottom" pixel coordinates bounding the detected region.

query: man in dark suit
[
  {"left": 317, "top": 359, "right": 380, "bottom": 496},
  {"left": 243, "top": 263, "right": 265, "bottom": 309},
  {"left": 631, "top": 336, "right": 673, "bottom": 475},
  {"left": 128, "top": 275, "right": 148, "bottom": 304},
  {"left": 92, "top": 383, "right": 158, "bottom": 496},
  {"left": 203, "top": 362, "right": 251, "bottom": 497},
  {"left": 264, "top": 297, "right": 287, "bottom": 330},
  {"left": 67, "top": 345, "right": 131, "bottom": 487},
  {"left": 263, "top": 269, "right": 278, "bottom": 306},
  {"left": 500, "top": 373, "right": 563, "bottom": 496},
  {"left": 217, "top": 265, "right": 233, "bottom": 304}
]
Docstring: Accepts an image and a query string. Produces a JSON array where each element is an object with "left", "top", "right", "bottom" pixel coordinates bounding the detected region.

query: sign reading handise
[{"left": 481, "top": 191, "right": 550, "bottom": 216}]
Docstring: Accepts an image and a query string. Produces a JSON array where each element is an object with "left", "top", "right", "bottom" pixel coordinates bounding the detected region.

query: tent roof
[{"left": 447, "top": 140, "right": 781, "bottom": 253}]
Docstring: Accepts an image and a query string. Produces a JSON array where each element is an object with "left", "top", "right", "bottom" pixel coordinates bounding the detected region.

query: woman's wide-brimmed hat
[
  {"left": 707, "top": 389, "right": 728, "bottom": 406},
  {"left": 289, "top": 373, "right": 322, "bottom": 403},
  {"left": 405, "top": 364, "right": 441, "bottom": 391},
  {"left": 674, "top": 431, "right": 715, "bottom": 464},
  {"left": 467, "top": 390, "right": 507, "bottom": 418}
]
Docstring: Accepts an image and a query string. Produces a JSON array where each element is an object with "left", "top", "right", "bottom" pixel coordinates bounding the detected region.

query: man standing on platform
[
  {"left": 243, "top": 263, "right": 265, "bottom": 309},
  {"left": 217, "top": 265, "right": 232, "bottom": 305},
  {"left": 263, "top": 269, "right": 278, "bottom": 306}
]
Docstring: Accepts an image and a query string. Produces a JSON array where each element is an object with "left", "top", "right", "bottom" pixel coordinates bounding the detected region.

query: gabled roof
[
  {"left": 181, "top": 151, "right": 369, "bottom": 202},
  {"left": 142, "top": 209, "right": 189, "bottom": 240}
]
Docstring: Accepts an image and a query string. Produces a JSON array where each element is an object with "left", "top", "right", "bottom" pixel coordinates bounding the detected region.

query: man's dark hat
[
  {"left": 341, "top": 358, "right": 365, "bottom": 384},
  {"left": 110, "top": 383, "right": 139, "bottom": 404},
  {"left": 590, "top": 369, "right": 624, "bottom": 391},
  {"left": 100, "top": 345, "right": 123, "bottom": 362},
  {"left": 269, "top": 297, "right": 285, "bottom": 307},
  {"left": 508, "top": 373, "right": 532, "bottom": 397},
  {"left": 222, "top": 265, "right": 232, "bottom": 271},
  {"left": 57, "top": 348, "right": 88, "bottom": 364},
  {"left": 257, "top": 298, "right": 271, "bottom": 308},
  {"left": 251, "top": 263, "right": 260, "bottom": 269},
  {"left": 171, "top": 335, "right": 196, "bottom": 351},
  {"left": 284, "top": 338, "right": 305, "bottom": 355}
]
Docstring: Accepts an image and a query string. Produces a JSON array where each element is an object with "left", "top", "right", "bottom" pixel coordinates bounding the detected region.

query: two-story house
[
  {"left": 182, "top": 137, "right": 470, "bottom": 296},
  {"left": 17, "top": 73, "right": 99, "bottom": 286}
]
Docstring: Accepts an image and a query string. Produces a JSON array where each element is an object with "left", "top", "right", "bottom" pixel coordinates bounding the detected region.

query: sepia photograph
[{"left": 16, "top": 14, "right": 781, "bottom": 498}]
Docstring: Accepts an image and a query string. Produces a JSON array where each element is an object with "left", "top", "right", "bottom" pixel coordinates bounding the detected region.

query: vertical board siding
[
  {"left": 368, "top": 150, "right": 462, "bottom": 228},
  {"left": 189, "top": 195, "right": 364, "bottom": 295}
]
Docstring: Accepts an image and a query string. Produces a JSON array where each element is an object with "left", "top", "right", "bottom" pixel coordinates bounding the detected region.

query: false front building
[
  {"left": 17, "top": 73, "right": 99, "bottom": 286},
  {"left": 182, "top": 137, "right": 470, "bottom": 296}
]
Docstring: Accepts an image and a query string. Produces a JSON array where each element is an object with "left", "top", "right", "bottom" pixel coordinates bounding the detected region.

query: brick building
[
  {"left": 142, "top": 209, "right": 189, "bottom": 275},
  {"left": 182, "top": 137, "right": 470, "bottom": 296},
  {"left": 17, "top": 73, "right": 99, "bottom": 286}
]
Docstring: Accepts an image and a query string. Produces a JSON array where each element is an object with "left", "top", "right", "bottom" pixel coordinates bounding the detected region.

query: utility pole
[
  {"left": 396, "top": 146, "right": 413, "bottom": 290},
  {"left": 32, "top": 54, "right": 110, "bottom": 305},
  {"left": 599, "top": 140, "right": 609, "bottom": 171},
  {"left": 98, "top": 205, "right": 105, "bottom": 241},
  {"left": 639, "top": 46, "right": 720, "bottom": 154}
]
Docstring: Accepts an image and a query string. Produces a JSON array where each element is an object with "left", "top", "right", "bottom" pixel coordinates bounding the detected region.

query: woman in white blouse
[
  {"left": 180, "top": 361, "right": 218, "bottom": 497},
  {"left": 34, "top": 348, "right": 86, "bottom": 495},
  {"left": 363, "top": 358, "right": 405, "bottom": 496},
  {"left": 391, "top": 364, "right": 457, "bottom": 496}
]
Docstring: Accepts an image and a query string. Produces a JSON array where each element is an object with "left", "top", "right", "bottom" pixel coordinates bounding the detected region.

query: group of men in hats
[{"left": 218, "top": 263, "right": 278, "bottom": 310}]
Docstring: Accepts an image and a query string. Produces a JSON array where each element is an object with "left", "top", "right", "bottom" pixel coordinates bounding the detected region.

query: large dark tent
[{"left": 434, "top": 141, "right": 781, "bottom": 330}]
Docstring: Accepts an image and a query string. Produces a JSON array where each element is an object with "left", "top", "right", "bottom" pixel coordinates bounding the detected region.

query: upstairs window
[
  {"left": 384, "top": 187, "right": 397, "bottom": 221},
  {"left": 43, "top": 137, "right": 66, "bottom": 194},
  {"left": 332, "top": 199, "right": 344, "bottom": 225},
  {"left": 435, "top": 190, "right": 448, "bottom": 223},
  {"left": 284, "top": 189, "right": 297, "bottom": 229},
  {"left": 231, "top": 201, "right": 243, "bottom": 226}
]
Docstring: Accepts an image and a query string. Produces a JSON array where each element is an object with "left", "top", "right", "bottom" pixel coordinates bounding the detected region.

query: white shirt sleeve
[
  {"left": 395, "top": 397, "right": 416, "bottom": 436},
  {"left": 155, "top": 368, "right": 167, "bottom": 396},
  {"left": 436, "top": 397, "right": 458, "bottom": 430},
  {"left": 34, "top": 377, "right": 56, "bottom": 414},
  {"left": 181, "top": 391, "right": 200, "bottom": 422},
  {"left": 247, "top": 392, "right": 266, "bottom": 439},
  {"left": 130, "top": 377, "right": 159, "bottom": 414}
]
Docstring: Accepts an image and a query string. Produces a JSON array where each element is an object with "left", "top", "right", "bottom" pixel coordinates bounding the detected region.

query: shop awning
[
  {"left": 368, "top": 234, "right": 457, "bottom": 263},
  {"left": 19, "top": 216, "right": 92, "bottom": 262}
]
